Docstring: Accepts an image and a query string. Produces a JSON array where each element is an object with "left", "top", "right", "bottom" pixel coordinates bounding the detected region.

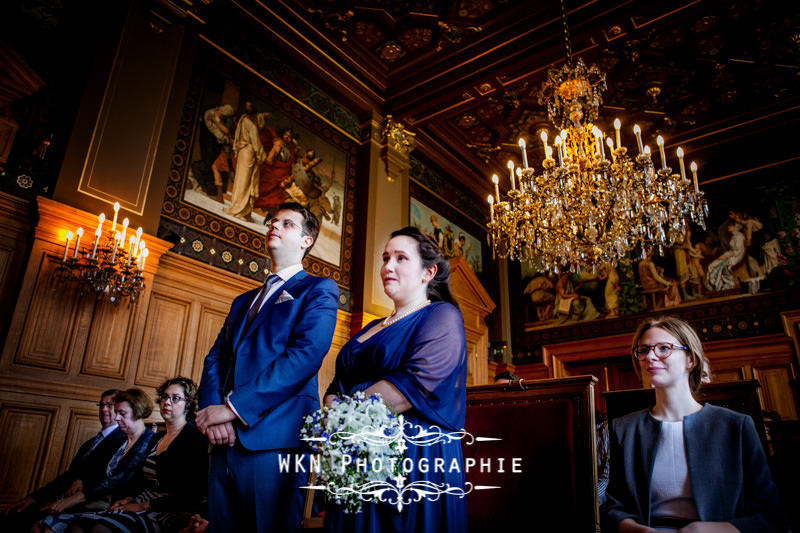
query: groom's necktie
[
  {"left": 225, "top": 274, "right": 281, "bottom": 396},
  {"left": 244, "top": 274, "right": 280, "bottom": 331}
]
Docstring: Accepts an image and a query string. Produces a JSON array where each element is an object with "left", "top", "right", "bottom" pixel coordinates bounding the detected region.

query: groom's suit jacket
[{"left": 199, "top": 269, "right": 338, "bottom": 451}]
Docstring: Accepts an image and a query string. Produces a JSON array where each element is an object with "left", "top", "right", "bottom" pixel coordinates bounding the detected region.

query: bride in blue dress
[{"left": 323, "top": 226, "right": 468, "bottom": 532}]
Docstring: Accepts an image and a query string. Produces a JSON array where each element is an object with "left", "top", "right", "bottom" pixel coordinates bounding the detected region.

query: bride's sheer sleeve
[{"left": 382, "top": 302, "right": 467, "bottom": 430}]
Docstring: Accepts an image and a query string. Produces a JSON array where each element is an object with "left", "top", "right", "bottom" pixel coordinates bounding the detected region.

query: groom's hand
[{"left": 197, "top": 405, "right": 237, "bottom": 446}]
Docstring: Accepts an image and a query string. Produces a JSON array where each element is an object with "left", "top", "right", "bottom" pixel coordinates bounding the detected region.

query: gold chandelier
[
  {"left": 53, "top": 202, "right": 149, "bottom": 304},
  {"left": 486, "top": 0, "right": 707, "bottom": 272}
]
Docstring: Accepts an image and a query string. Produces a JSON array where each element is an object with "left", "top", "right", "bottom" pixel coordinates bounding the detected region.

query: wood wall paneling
[
  {"left": 192, "top": 306, "right": 228, "bottom": 381},
  {"left": 14, "top": 252, "right": 85, "bottom": 371},
  {"left": 0, "top": 402, "right": 56, "bottom": 500},
  {"left": 0, "top": 193, "right": 31, "bottom": 336},
  {"left": 135, "top": 292, "right": 191, "bottom": 387},
  {"left": 60, "top": 409, "right": 102, "bottom": 473},
  {"left": 81, "top": 298, "right": 139, "bottom": 380}
]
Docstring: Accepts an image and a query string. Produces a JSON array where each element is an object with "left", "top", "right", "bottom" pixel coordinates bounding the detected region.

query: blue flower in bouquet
[{"left": 301, "top": 391, "right": 405, "bottom": 513}]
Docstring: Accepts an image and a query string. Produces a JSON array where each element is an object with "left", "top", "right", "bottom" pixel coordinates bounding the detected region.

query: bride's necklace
[{"left": 382, "top": 299, "right": 431, "bottom": 327}]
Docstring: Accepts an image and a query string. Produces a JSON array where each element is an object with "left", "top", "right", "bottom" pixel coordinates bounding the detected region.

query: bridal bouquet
[{"left": 301, "top": 391, "right": 405, "bottom": 513}]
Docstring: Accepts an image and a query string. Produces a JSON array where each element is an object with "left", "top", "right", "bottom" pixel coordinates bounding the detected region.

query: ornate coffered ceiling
[{"left": 259, "top": 0, "right": 799, "bottom": 203}]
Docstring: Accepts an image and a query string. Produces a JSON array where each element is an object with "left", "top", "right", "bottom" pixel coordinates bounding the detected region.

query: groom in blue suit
[{"left": 197, "top": 202, "right": 338, "bottom": 532}]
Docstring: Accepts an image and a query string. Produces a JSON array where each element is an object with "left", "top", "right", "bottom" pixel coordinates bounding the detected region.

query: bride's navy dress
[{"left": 324, "top": 301, "right": 468, "bottom": 532}]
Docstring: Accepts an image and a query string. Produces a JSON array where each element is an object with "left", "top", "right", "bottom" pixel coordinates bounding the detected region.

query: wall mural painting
[
  {"left": 160, "top": 43, "right": 358, "bottom": 303},
  {"left": 509, "top": 171, "right": 800, "bottom": 362},
  {"left": 410, "top": 198, "right": 483, "bottom": 276}
]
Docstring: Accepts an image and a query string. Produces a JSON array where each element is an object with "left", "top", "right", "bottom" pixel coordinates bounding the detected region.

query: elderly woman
[
  {"left": 66, "top": 377, "right": 208, "bottom": 533},
  {"left": 602, "top": 316, "right": 787, "bottom": 532},
  {"left": 35, "top": 389, "right": 155, "bottom": 533},
  {"left": 323, "top": 226, "right": 468, "bottom": 532}
]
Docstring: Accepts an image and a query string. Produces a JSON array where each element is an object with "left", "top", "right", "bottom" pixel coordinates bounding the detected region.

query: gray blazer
[{"left": 602, "top": 404, "right": 787, "bottom": 532}]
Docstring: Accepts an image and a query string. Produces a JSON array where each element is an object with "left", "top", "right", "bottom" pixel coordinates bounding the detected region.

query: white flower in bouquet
[{"left": 301, "top": 391, "right": 405, "bottom": 513}]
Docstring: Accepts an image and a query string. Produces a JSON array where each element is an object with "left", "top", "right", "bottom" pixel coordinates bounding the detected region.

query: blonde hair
[{"left": 630, "top": 316, "right": 707, "bottom": 393}]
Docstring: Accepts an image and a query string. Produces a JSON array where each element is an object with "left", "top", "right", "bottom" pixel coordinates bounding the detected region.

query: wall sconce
[{"left": 53, "top": 202, "right": 148, "bottom": 304}]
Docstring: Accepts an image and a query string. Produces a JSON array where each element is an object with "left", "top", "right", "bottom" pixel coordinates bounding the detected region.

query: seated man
[{"left": 0, "top": 389, "right": 125, "bottom": 530}]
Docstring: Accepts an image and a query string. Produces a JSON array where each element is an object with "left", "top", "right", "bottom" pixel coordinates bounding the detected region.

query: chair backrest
[
  {"left": 464, "top": 375, "right": 598, "bottom": 532},
  {"left": 602, "top": 380, "right": 768, "bottom": 451}
]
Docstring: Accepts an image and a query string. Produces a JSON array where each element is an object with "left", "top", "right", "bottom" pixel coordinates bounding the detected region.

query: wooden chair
[{"left": 464, "top": 375, "right": 599, "bottom": 532}]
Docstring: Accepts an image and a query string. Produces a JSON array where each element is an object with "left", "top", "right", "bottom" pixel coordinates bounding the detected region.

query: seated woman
[
  {"left": 323, "top": 226, "right": 468, "bottom": 532},
  {"left": 35, "top": 389, "right": 155, "bottom": 532},
  {"left": 602, "top": 316, "right": 787, "bottom": 532},
  {"left": 67, "top": 377, "right": 208, "bottom": 533}
]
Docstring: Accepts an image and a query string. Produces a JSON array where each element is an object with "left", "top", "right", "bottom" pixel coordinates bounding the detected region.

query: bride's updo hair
[{"left": 389, "top": 226, "right": 459, "bottom": 309}]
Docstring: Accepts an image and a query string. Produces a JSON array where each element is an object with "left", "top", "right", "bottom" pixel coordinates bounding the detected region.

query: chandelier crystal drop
[{"left": 486, "top": 6, "right": 707, "bottom": 273}]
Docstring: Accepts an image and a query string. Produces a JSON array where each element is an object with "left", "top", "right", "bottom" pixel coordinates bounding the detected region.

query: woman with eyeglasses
[
  {"left": 602, "top": 316, "right": 786, "bottom": 533},
  {"left": 60, "top": 377, "right": 208, "bottom": 533}
]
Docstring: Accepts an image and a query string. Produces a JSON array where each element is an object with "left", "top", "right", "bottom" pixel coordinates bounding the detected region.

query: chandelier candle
[
  {"left": 677, "top": 148, "right": 686, "bottom": 181},
  {"left": 656, "top": 136, "right": 667, "bottom": 170},
  {"left": 691, "top": 162, "right": 699, "bottom": 192},
  {"left": 96, "top": 213, "right": 105, "bottom": 236},
  {"left": 518, "top": 138, "right": 529, "bottom": 169},
  {"left": 492, "top": 174, "right": 500, "bottom": 200},
  {"left": 540, "top": 131, "right": 549, "bottom": 160},
  {"left": 488, "top": 195, "right": 494, "bottom": 222},
  {"left": 121, "top": 218, "right": 129, "bottom": 246},
  {"left": 633, "top": 125, "right": 644, "bottom": 155},
  {"left": 111, "top": 232, "right": 121, "bottom": 263},
  {"left": 507, "top": 161, "right": 516, "bottom": 190},
  {"left": 614, "top": 118, "right": 621, "bottom": 149}
]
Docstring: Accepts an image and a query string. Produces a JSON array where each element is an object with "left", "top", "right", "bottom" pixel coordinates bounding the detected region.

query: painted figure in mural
[
  {"left": 602, "top": 263, "right": 621, "bottom": 317},
  {"left": 332, "top": 194, "right": 341, "bottom": 226},
  {"left": 190, "top": 104, "right": 236, "bottom": 199},
  {"left": 454, "top": 233, "right": 472, "bottom": 262},
  {"left": 441, "top": 224, "right": 457, "bottom": 257},
  {"left": 704, "top": 222, "right": 746, "bottom": 292},
  {"left": 205, "top": 104, "right": 236, "bottom": 203},
  {"left": 284, "top": 149, "right": 336, "bottom": 223},
  {"left": 429, "top": 214, "right": 444, "bottom": 248},
  {"left": 672, "top": 223, "right": 703, "bottom": 300},
  {"left": 638, "top": 247, "right": 681, "bottom": 308},
  {"left": 253, "top": 127, "right": 297, "bottom": 216},
  {"left": 524, "top": 274, "right": 556, "bottom": 322},
  {"left": 224, "top": 103, "right": 269, "bottom": 222},
  {"left": 553, "top": 271, "right": 602, "bottom": 324}
]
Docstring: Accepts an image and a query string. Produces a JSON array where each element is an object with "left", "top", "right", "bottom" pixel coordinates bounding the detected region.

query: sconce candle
[
  {"left": 73, "top": 228, "right": 83, "bottom": 259},
  {"left": 111, "top": 202, "right": 120, "bottom": 232},
  {"left": 111, "top": 232, "right": 121, "bottom": 263},
  {"left": 96, "top": 213, "right": 105, "bottom": 236},
  {"left": 63, "top": 231, "right": 73, "bottom": 262},
  {"left": 91, "top": 228, "right": 101, "bottom": 260}
]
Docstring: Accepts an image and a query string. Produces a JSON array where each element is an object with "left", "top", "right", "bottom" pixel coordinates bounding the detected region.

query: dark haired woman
[
  {"left": 63, "top": 378, "right": 208, "bottom": 533},
  {"left": 323, "top": 226, "right": 468, "bottom": 532},
  {"left": 602, "top": 316, "right": 786, "bottom": 532}
]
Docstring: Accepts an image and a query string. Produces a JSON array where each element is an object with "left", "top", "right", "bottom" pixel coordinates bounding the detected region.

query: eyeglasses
[
  {"left": 96, "top": 402, "right": 115, "bottom": 409},
  {"left": 160, "top": 395, "right": 187, "bottom": 404},
  {"left": 270, "top": 218, "right": 308, "bottom": 236},
  {"left": 632, "top": 342, "right": 689, "bottom": 360}
]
